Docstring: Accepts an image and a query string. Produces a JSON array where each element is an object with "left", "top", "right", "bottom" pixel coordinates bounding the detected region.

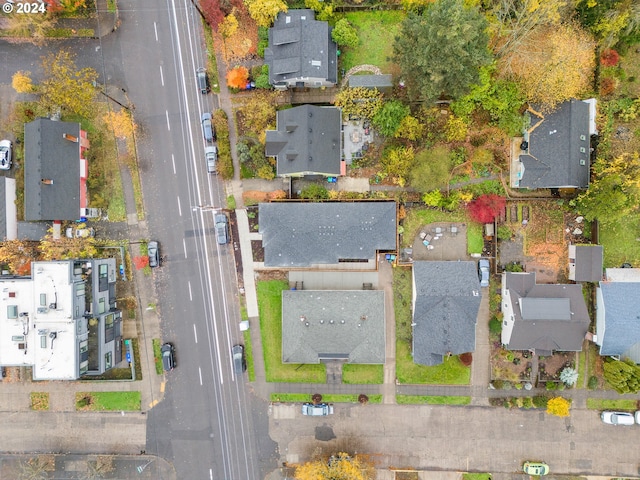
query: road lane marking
[
  {"left": 193, "top": 323, "right": 197, "bottom": 343},
  {"left": 198, "top": 367, "right": 203, "bottom": 385},
  {"left": 183, "top": 238, "right": 187, "bottom": 258},
  {"left": 165, "top": 110, "right": 170, "bottom": 131},
  {"left": 154, "top": 21, "right": 158, "bottom": 42},
  {"left": 188, "top": 281, "right": 193, "bottom": 301},
  {"left": 171, "top": 154, "right": 176, "bottom": 175},
  {"left": 209, "top": 469, "right": 213, "bottom": 480},
  {"left": 177, "top": 196, "right": 182, "bottom": 217},
  {"left": 159, "top": 65, "right": 164, "bottom": 86}
]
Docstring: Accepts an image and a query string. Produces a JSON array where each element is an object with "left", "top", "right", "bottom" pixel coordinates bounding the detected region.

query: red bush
[
  {"left": 600, "top": 49, "right": 620, "bottom": 67},
  {"left": 459, "top": 352, "right": 473, "bottom": 367},
  {"left": 201, "top": 0, "right": 226, "bottom": 29},
  {"left": 227, "top": 66, "right": 249, "bottom": 89},
  {"left": 468, "top": 194, "right": 506, "bottom": 224},
  {"left": 599, "top": 77, "right": 617, "bottom": 96}
]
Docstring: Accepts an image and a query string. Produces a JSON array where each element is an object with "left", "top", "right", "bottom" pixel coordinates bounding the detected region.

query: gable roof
[
  {"left": 518, "top": 100, "right": 591, "bottom": 189},
  {"left": 412, "top": 261, "right": 481, "bottom": 366},
  {"left": 597, "top": 282, "right": 640, "bottom": 360},
  {"left": 282, "top": 290, "right": 385, "bottom": 364},
  {"left": 259, "top": 201, "right": 397, "bottom": 267},
  {"left": 264, "top": 9, "right": 337, "bottom": 86},
  {"left": 266, "top": 105, "right": 342, "bottom": 176},
  {"left": 24, "top": 118, "right": 83, "bottom": 221},
  {"left": 503, "top": 272, "right": 589, "bottom": 354},
  {"left": 569, "top": 244, "right": 603, "bottom": 282}
]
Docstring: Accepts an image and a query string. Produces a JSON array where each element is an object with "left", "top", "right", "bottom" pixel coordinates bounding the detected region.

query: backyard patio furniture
[
  {"left": 450, "top": 226, "right": 458, "bottom": 235},
  {"left": 435, "top": 227, "right": 442, "bottom": 234}
]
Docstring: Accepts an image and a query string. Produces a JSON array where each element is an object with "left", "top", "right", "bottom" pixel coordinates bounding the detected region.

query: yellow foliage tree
[
  {"left": 103, "top": 110, "right": 136, "bottom": 139},
  {"left": 0, "top": 239, "right": 40, "bottom": 275},
  {"left": 499, "top": 22, "right": 595, "bottom": 110},
  {"left": 39, "top": 235, "right": 98, "bottom": 261},
  {"left": 546, "top": 396, "right": 571, "bottom": 417},
  {"left": 12, "top": 71, "right": 34, "bottom": 93},
  {"left": 394, "top": 115, "right": 425, "bottom": 141},
  {"left": 244, "top": 0, "right": 287, "bottom": 28},
  {"left": 295, "top": 452, "right": 375, "bottom": 480},
  {"left": 219, "top": 13, "right": 239, "bottom": 39},
  {"left": 333, "top": 87, "right": 383, "bottom": 120},
  {"left": 40, "top": 50, "right": 98, "bottom": 117}
]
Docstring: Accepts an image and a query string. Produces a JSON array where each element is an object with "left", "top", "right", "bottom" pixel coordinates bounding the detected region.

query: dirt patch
[
  {"left": 251, "top": 240, "right": 264, "bottom": 262},
  {"left": 255, "top": 270, "right": 287, "bottom": 281}
]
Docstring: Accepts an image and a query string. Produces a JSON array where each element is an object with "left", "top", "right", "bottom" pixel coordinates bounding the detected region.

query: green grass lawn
[
  {"left": 463, "top": 474, "right": 492, "bottom": 480},
  {"left": 396, "top": 395, "right": 471, "bottom": 405},
  {"left": 270, "top": 393, "right": 382, "bottom": 404},
  {"left": 75, "top": 392, "right": 141, "bottom": 411},
  {"left": 394, "top": 268, "right": 471, "bottom": 384},
  {"left": 339, "top": 10, "right": 405, "bottom": 73},
  {"left": 342, "top": 364, "right": 384, "bottom": 384},
  {"left": 243, "top": 329, "right": 256, "bottom": 382},
  {"left": 258, "top": 280, "right": 325, "bottom": 383},
  {"left": 599, "top": 213, "right": 640, "bottom": 267},
  {"left": 152, "top": 338, "right": 163, "bottom": 375},
  {"left": 586, "top": 398, "right": 637, "bottom": 410}
]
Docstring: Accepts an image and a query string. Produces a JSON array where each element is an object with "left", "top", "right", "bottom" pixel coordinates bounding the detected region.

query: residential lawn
[
  {"left": 577, "top": 349, "right": 586, "bottom": 389},
  {"left": 396, "top": 395, "right": 471, "bottom": 405},
  {"left": 152, "top": 338, "right": 163, "bottom": 375},
  {"left": 339, "top": 10, "right": 405, "bottom": 73},
  {"left": 243, "top": 329, "right": 256, "bottom": 382},
  {"left": 599, "top": 214, "right": 640, "bottom": 267},
  {"left": 402, "top": 207, "right": 480, "bottom": 254},
  {"left": 618, "top": 47, "right": 640, "bottom": 98},
  {"left": 394, "top": 268, "right": 471, "bottom": 384},
  {"left": 75, "top": 391, "right": 141, "bottom": 411},
  {"left": 258, "top": 280, "right": 325, "bottom": 383},
  {"left": 586, "top": 398, "right": 637, "bottom": 410},
  {"left": 342, "top": 364, "right": 383, "bottom": 384},
  {"left": 463, "top": 474, "right": 492, "bottom": 480},
  {"left": 270, "top": 393, "right": 382, "bottom": 404}
]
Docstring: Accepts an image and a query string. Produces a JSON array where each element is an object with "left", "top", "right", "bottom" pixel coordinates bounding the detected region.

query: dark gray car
[
  {"left": 196, "top": 67, "right": 210, "bottom": 94},
  {"left": 215, "top": 213, "right": 228, "bottom": 245},
  {"left": 232, "top": 344, "right": 246, "bottom": 374},
  {"left": 161, "top": 343, "right": 175, "bottom": 371},
  {"left": 148, "top": 241, "right": 160, "bottom": 268}
]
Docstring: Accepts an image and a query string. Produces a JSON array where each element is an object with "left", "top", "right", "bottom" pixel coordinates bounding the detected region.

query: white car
[
  {"left": 66, "top": 226, "right": 95, "bottom": 238},
  {"left": 601, "top": 411, "right": 635, "bottom": 425},
  {"left": 301, "top": 403, "right": 333, "bottom": 416},
  {"left": 0, "top": 139, "right": 12, "bottom": 170}
]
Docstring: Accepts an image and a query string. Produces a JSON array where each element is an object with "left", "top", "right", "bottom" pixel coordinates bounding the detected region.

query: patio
[
  {"left": 343, "top": 120, "right": 374, "bottom": 164},
  {"left": 410, "top": 222, "right": 468, "bottom": 261}
]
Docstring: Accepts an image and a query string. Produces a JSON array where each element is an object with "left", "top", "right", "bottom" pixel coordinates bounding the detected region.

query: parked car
[
  {"left": 601, "top": 411, "right": 635, "bottom": 425},
  {"left": 0, "top": 139, "right": 12, "bottom": 170},
  {"left": 478, "top": 258, "right": 490, "bottom": 287},
  {"left": 232, "top": 344, "right": 246, "bottom": 374},
  {"left": 523, "top": 462, "right": 549, "bottom": 476},
  {"left": 301, "top": 403, "right": 334, "bottom": 416},
  {"left": 148, "top": 240, "right": 160, "bottom": 268},
  {"left": 635, "top": 411, "right": 640, "bottom": 424},
  {"left": 196, "top": 67, "right": 210, "bottom": 94},
  {"left": 205, "top": 145, "right": 218, "bottom": 174},
  {"left": 215, "top": 213, "right": 229, "bottom": 245},
  {"left": 201, "top": 112, "right": 215, "bottom": 143},
  {"left": 65, "top": 226, "right": 95, "bottom": 238},
  {"left": 161, "top": 343, "right": 175, "bottom": 371}
]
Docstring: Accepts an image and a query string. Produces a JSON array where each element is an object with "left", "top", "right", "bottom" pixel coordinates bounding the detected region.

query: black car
[
  {"left": 161, "top": 343, "right": 175, "bottom": 371},
  {"left": 148, "top": 241, "right": 160, "bottom": 268},
  {"left": 232, "top": 344, "right": 246, "bottom": 374}
]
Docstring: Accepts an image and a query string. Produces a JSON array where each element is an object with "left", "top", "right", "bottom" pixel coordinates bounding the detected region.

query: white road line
[
  {"left": 183, "top": 238, "right": 188, "bottom": 259},
  {"left": 188, "top": 281, "right": 193, "bottom": 301},
  {"left": 171, "top": 154, "right": 176, "bottom": 175},
  {"left": 165, "top": 110, "right": 170, "bottom": 131},
  {"left": 198, "top": 367, "right": 203, "bottom": 386},
  {"left": 154, "top": 21, "right": 158, "bottom": 42},
  {"left": 193, "top": 323, "right": 198, "bottom": 343},
  {"left": 159, "top": 65, "right": 164, "bottom": 86},
  {"left": 209, "top": 469, "right": 213, "bottom": 480},
  {"left": 177, "top": 196, "right": 182, "bottom": 217}
]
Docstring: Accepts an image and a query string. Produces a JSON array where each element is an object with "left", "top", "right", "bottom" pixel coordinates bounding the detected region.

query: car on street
[
  {"left": 301, "top": 403, "right": 334, "bottom": 416},
  {"left": 205, "top": 145, "right": 218, "bottom": 174},
  {"left": 196, "top": 67, "right": 210, "bottom": 94},
  {"left": 523, "top": 462, "right": 549, "bottom": 476},
  {"left": 148, "top": 240, "right": 160, "bottom": 268},
  {"left": 478, "top": 258, "right": 490, "bottom": 287},
  {"left": 232, "top": 344, "right": 246, "bottom": 374},
  {"left": 161, "top": 343, "right": 175, "bottom": 371},
  {"left": 215, "top": 213, "right": 229, "bottom": 245},
  {"left": 0, "top": 139, "right": 12, "bottom": 170},
  {"left": 65, "top": 226, "right": 95, "bottom": 238},
  {"left": 601, "top": 411, "right": 635, "bottom": 425},
  {"left": 201, "top": 112, "right": 215, "bottom": 143},
  {"left": 636, "top": 411, "right": 640, "bottom": 424}
]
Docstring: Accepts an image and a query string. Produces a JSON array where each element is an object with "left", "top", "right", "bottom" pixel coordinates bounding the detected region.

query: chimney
[
  {"left": 41, "top": 179, "right": 54, "bottom": 185},
  {"left": 63, "top": 133, "right": 79, "bottom": 143}
]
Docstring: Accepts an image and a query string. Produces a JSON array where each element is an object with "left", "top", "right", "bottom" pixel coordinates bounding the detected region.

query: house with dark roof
[
  {"left": 595, "top": 268, "right": 640, "bottom": 363},
  {"left": 501, "top": 272, "right": 589, "bottom": 355},
  {"left": 411, "top": 261, "right": 481, "bottom": 366},
  {"left": 258, "top": 201, "right": 396, "bottom": 269},
  {"left": 511, "top": 99, "right": 597, "bottom": 189},
  {"left": 568, "top": 244, "right": 603, "bottom": 282},
  {"left": 266, "top": 105, "right": 343, "bottom": 177},
  {"left": 264, "top": 9, "right": 337, "bottom": 89},
  {"left": 282, "top": 290, "right": 385, "bottom": 364},
  {"left": 24, "top": 118, "right": 90, "bottom": 221}
]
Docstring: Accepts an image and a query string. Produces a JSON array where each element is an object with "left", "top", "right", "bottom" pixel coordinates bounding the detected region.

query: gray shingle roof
[
  {"left": 519, "top": 100, "right": 591, "bottom": 189},
  {"left": 348, "top": 74, "right": 393, "bottom": 89},
  {"left": 412, "top": 261, "right": 481, "bottom": 366},
  {"left": 282, "top": 290, "right": 385, "bottom": 364},
  {"left": 259, "top": 201, "right": 397, "bottom": 267},
  {"left": 266, "top": 105, "right": 342, "bottom": 176},
  {"left": 504, "top": 272, "right": 589, "bottom": 353},
  {"left": 573, "top": 245, "right": 603, "bottom": 282},
  {"left": 265, "top": 9, "right": 337, "bottom": 85},
  {"left": 598, "top": 282, "right": 640, "bottom": 360},
  {"left": 24, "top": 118, "right": 82, "bottom": 221}
]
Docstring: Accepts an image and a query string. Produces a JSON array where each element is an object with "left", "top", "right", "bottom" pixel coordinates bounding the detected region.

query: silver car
[
  {"left": 205, "top": 145, "right": 218, "bottom": 174},
  {"left": 215, "top": 213, "right": 228, "bottom": 245},
  {"left": 478, "top": 258, "right": 490, "bottom": 287},
  {"left": 148, "top": 240, "right": 160, "bottom": 268},
  {"left": 0, "top": 139, "right": 12, "bottom": 170},
  {"left": 201, "top": 112, "right": 215, "bottom": 143}
]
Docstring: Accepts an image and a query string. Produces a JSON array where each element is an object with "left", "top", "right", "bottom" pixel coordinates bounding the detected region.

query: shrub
[
  {"left": 468, "top": 194, "right": 506, "bottom": 223},
  {"left": 532, "top": 395, "right": 549, "bottom": 408},
  {"left": 600, "top": 48, "right": 620, "bottom": 67},
  {"left": 331, "top": 18, "right": 359, "bottom": 48},
  {"left": 560, "top": 367, "right": 578, "bottom": 386},
  {"left": 226, "top": 66, "right": 249, "bottom": 89},
  {"left": 546, "top": 396, "right": 571, "bottom": 417},
  {"left": 459, "top": 352, "right": 472, "bottom": 366},
  {"left": 257, "top": 26, "right": 269, "bottom": 57},
  {"left": 587, "top": 375, "right": 599, "bottom": 390},
  {"left": 489, "top": 317, "right": 502, "bottom": 335},
  {"left": 599, "top": 77, "right": 618, "bottom": 96},
  {"left": 300, "top": 184, "right": 329, "bottom": 200}
]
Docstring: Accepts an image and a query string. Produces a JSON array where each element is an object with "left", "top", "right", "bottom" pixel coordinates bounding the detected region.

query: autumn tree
[
  {"left": 219, "top": 12, "right": 239, "bottom": 38},
  {"left": 381, "top": 145, "right": 414, "bottom": 187},
  {"left": 201, "top": 0, "right": 227, "bottom": 29},
  {"left": 546, "top": 397, "right": 571, "bottom": 417},
  {"left": 227, "top": 66, "right": 250, "bottom": 89},
  {"left": 39, "top": 233, "right": 99, "bottom": 261},
  {"left": 467, "top": 194, "right": 506, "bottom": 223},
  {"left": 393, "top": 0, "right": 492, "bottom": 102},
  {"left": 304, "top": 0, "right": 333, "bottom": 22},
  {"left": 576, "top": 0, "right": 640, "bottom": 48},
  {"left": 244, "top": 0, "right": 287, "bottom": 27},
  {"left": 603, "top": 358, "right": 640, "bottom": 394},
  {"left": 295, "top": 452, "right": 375, "bottom": 480},
  {"left": 40, "top": 50, "right": 98, "bottom": 118},
  {"left": 409, "top": 146, "right": 453, "bottom": 192},
  {"left": 333, "top": 87, "right": 383, "bottom": 120},
  {"left": 12, "top": 71, "right": 34, "bottom": 94},
  {"left": 103, "top": 110, "right": 136, "bottom": 139},
  {"left": 235, "top": 90, "right": 277, "bottom": 142},
  {"left": 372, "top": 100, "right": 410, "bottom": 137},
  {"left": 0, "top": 240, "right": 40, "bottom": 275},
  {"left": 331, "top": 18, "right": 359, "bottom": 48},
  {"left": 498, "top": 22, "right": 595, "bottom": 110}
]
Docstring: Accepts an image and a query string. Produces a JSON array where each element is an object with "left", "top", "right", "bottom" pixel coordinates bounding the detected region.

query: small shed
[
  {"left": 568, "top": 244, "right": 603, "bottom": 282},
  {"left": 348, "top": 74, "right": 393, "bottom": 93}
]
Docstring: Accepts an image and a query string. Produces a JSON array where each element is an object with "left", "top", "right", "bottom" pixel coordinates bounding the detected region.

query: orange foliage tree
[{"left": 226, "top": 66, "right": 249, "bottom": 89}]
